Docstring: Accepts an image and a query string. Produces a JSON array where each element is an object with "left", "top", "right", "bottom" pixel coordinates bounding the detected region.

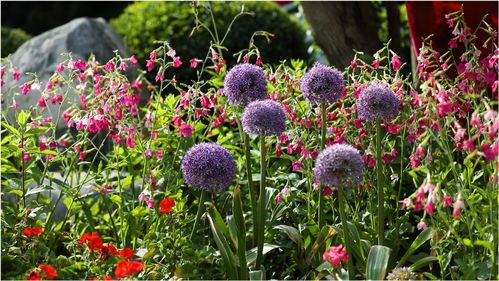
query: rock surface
[{"left": 2, "top": 17, "right": 130, "bottom": 127}]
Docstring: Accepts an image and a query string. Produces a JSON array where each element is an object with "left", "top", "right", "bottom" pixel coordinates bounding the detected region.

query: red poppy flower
[
  {"left": 104, "top": 244, "right": 120, "bottom": 256},
  {"left": 23, "top": 226, "right": 44, "bottom": 236},
  {"left": 159, "top": 198, "right": 175, "bottom": 214},
  {"left": 39, "top": 264, "right": 58, "bottom": 279},
  {"left": 103, "top": 275, "right": 114, "bottom": 281},
  {"left": 79, "top": 232, "right": 103, "bottom": 251},
  {"left": 114, "top": 260, "right": 144, "bottom": 278}
]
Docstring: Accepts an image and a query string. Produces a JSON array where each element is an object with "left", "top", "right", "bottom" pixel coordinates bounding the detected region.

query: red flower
[
  {"left": 119, "top": 248, "right": 134, "bottom": 259},
  {"left": 39, "top": 264, "right": 58, "bottom": 279},
  {"left": 103, "top": 275, "right": 114, "bottom": 281},
  {"left": 114, "top": 260, "right": 144, "bottom": 278},
  {"left": 27, "top": 271, "right": 40, "bottom": 280},
  {"left": 79, "top": 232, "right": 103, "bottom": 251},
  {"left": 23, "top": 226, "right": 44, "bottom": 237},
  {"left": 159, "top": 198, "right": 175, "bottom": 214}
]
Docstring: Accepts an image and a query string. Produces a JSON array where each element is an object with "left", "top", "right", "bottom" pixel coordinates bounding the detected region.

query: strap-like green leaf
[
  {"left": 397, "top": 227, "right": 433, "bottom": 267},
  {"left": 366, "top": 245, "right": 391, "bottom": 281}
]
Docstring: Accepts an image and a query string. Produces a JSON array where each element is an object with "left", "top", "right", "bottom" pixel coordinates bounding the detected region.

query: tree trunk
[{"left": 301, "top": 1, "right": 381, "bottom": 68}]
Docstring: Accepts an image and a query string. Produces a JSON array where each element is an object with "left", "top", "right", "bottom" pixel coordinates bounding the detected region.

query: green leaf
[
  {"left": 206, "top": 205, "right": 239, "bottom": 279},
  {"left": 1, "top": 122, "right": 20, "bottom": 136},
  {"left": 306, "top": 226, "right": 336, "bottom": 266},
  {"left": 25, "top": 185, "right": 52, "bottom": 196},
  {"left": 410, "top": 256, "right": 438, "bottom": 271},
  {"left": 366, "top": 245, "right": 391, "bottom": 281},
  {"left": 274, "top": 225, "right": 304, "bottom": 256},
  {"left": 397, "top": 227, "right": 433, "bottom": 267},
  {"left": 246, "top": 243, "right": 280, "bottom": 265},
  {"left": 232, "top": 187, "right": 248, "bottom": 280},
  {"left": 131, "top": 206, "right": 149, "bottom": 217},
  {"left": 16, "top": 110, "right": 30, "bottom": 127}
]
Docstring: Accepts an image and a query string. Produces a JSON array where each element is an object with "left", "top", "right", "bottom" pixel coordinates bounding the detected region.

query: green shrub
[
  {"left": 111, "top": 1, "right": 309, "bottom": 81},
  {"left": 1, "top": 26, "right": 32, "bottom": 57}
]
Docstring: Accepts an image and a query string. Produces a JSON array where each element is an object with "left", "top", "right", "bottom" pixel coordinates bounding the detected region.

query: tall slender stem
[
  {"left": 255, "top": 137, "right": 266, "bottom": 270},
  {"left": 236, "top": 117, "right": 258, "bottom": 246},
  {"left": 190, "top": 190, "right": 208, "bottom": 239},
  {"left": 338, "top": 188, "right": 354, "bottom": 278},
  {"left": 376, "top": 119, "right": 385, "bottom": 246},
  {"left": 318, "top": 103, "right": 327, "bottom": 228}
]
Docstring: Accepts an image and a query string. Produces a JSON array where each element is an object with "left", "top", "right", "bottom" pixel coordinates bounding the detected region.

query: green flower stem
[
  {"left": 190, "top": 190, "right": 208, "bottom": 239},
  {"left": 236, "top": 117, "right": 258, "bottom": 247},
  {"left": 376, "top": 118, "right": 385, "bottom": 246},
  {"left": 244, "top": 132, "right": 258, "bottom": 246},
  {"left": 338, "top": 187, "right": 354, "bottom": 278},
  {"left": 318, "top": 102, "right": 327, "bottom": 228},
  {"left": 255, "top": 137, "right": 267, "bottom": 270}
]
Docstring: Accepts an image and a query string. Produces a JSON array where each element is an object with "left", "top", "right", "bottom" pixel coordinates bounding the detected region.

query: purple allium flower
[
  {"left": 223, "top": 63, "right": 267, "bottom": 106},
  {"left": 356, "top": 83, "right": 400, "bottom": 121},
  {"left": 241, "top": 100, "right": 286, "bottom": 136},
  {"left": 181, "top": 142, "right": 236, "bottom": 192},
  {"left": 300, "top": 62, "right": 345, "bottom": 105},
  {"left": 314, "top": 144, "right": 363, "bottom": 188}
]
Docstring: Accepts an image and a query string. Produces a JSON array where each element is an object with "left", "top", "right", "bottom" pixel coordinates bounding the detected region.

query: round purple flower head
[
  {"left": 314, "top": 143, "right": 363, "bottom": 188},
  {"left": 181, "top": 142, "right": 236, "bottom": 192},
  {"left": 241, "top": 100, "right": 286, "bottom": 136},
  {"left": 356, "top": 83, "right": 400, "bottom": 121},
  {"left": 224, "top": 63, "right": 267, "bottom": 106},
  {"left": 300, "top": 62, "right": 345, "bottom": 105}
]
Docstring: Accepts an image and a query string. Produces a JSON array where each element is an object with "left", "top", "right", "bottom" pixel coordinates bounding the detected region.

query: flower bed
[{"left": 1, "top": 6, "right": 497, "bottom": 280}]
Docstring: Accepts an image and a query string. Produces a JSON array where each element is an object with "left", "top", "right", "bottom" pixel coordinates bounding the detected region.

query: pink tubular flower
[
  {"left": 126, "top": 134, "right": 135, "bottom": 148},
  {"left": 138, "top": 193, "right": 147, "bottom": 202},
  {"left": 105, "top": 61, "right": 115, "bottom": 71},
  {"left": 322, "top": 186, "right": 333, "bottom": 196},
  {"left": 190, "top": 58, "right": 199, "bottom": 69},
  {"left": 155, "top": 150, "right": 164, "bottom": 159},
  {"left": 146, "top": 198, "right": 155, "bottom": 208},
  {"left": 150, "top": 50, "right": 158, "bottom": 60},
  {"left": 173, "top": 57, "right": 182, "bottom": 68},
  {"left": 292, "top": 160, "right": 302, "bottom": 172},
  {"left": 453, "top": 200, "right": 465, "bottom": 218},
  {"left": 22, "top": 152, "right": 30, "bottom": 162},
  {"left": 19, "top": 83, "right": 31, "bottom": 95},
  {"left": 322, "top": 244, "right": 349, "bottom": 267},
  {"left": 275, "top": 193, "right": 283, "bottom": 203},
  {"left": 424, "top": 202, "right": 436, "bottom": 214},
  {"left": 178, "top": 124, "right": 193, "bottom": 137},
  {"left": 129, "top": 55, "right": 138, "bottom": 66},
  {"left": 391, "top": 54, "right": 402, "bottom": 70},
  {"left": 417, "top": 220, "right": 427, "bottom": 230},
  {"left": 443, "top": 195, "right": 453, "bottom": 208},
  {"left": 146, "top": 60, "right": 154, "bottom": 72}
]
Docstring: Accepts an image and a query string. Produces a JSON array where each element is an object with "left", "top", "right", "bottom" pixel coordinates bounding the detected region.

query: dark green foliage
[
  {"left": 111, "top": 1, "right": 309, "bottom": 81},
  {"left": 1, "top": 27, "right": 32, "bottom": 57}
]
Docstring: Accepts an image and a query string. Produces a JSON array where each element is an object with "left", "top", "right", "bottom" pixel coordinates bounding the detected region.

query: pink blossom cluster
[{"left": 322, "top": 244, "right": 349, "bottom": 267}]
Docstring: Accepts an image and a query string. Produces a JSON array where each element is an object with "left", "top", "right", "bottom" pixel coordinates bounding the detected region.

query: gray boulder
[{"left": 2, "top": 17, "right": 131, "bottom": 127}]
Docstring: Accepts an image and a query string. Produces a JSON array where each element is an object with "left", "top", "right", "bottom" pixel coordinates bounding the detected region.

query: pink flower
[
  {"left": 146, "top": 198, "right": 155, "bottom": 208},
  {"left": 129, "top": 55, "right": 138, "bottom": 66},
  {"left": 22, "top": 152, "right": 30, "bottom": 162},
  {"left": 105, "top": 61, "right": 115, "bottom": 71},
  {"left": 256, "top": 56, "right": 262, "bottom": 66},
  {"left": 119, "top": 62, "right": 128, "bottom": 71},
  {"left": 443, "top": 195, "right": 453, "bottom": 208},
  {"left": 275, "top": 193, "right": 283, "bottom": 203},
  {"left": 19, "top": 83, "right": 31, "bottom": 95},
  {"left": 448, "top": 38, "right": 458, "bottom": 49},
  {"left": 37, "top": 97, "right": 47, "bottom": 108},
  {"left": 322, "top": 244, "right": 349, "bottom": 267},
  {"left": 101, "top": 184, "right": 110, "bottom": 195},
  {"left": 166, "top": 49, "right": 176, "bottom": 58},
  {"left": 292, "top": 160, "right": 302, "bottom": 172},
  {"left": 150, "top": 50, "right": 158, "bottom": 60},
  {"left": 417, "top": 220, "right": 427, "bottom": 230},
  {"left": 463, "top": 139, "right": 475, "bottom": 152},
  {"left": 126, "top": 134, "right": 135, "bottom": 148},
  {"left": 12, "top": 67, "right": 21, "bottom": 80},
  {"left": 146, "top": 60, "right": 154, "bottom": 72},
  {"left": 481, "top": 143, "right": 498, "bottom": 161},
  {"left": 56, "top": 64, "right": 64, "bottom": 73},
  {"left": 424, "top": 202, "right": 436, "bottom": 214},
  {"left": 138, "top": 193, "right": 147, "bottom": 202},
  {"left": 172, "top": 57, "right": 182, "bottom": 68},
  {"left": 178, "top": 124, "right": 193, "bottom": 137},
  {"left": 79, "top": 151, "right": 86, "bottom": 161},
  {"left": 390, "top": 148, "right": 399, "bottom": 159},
  {"left": 391, "top": 54, "right": 402, "bottom": 71},
  {"left": 156, "top": 150, "right": 164, "bottom": 159},
  {"left": 409, "top": 154, "right": 420, "bottom": 168},
  {"left": 145, "top": 149, "right": 153, "bottom": 158},
  {"left": 322, "top": 186, "right": 333, "bottom": 196},
  {"left": 190, "top": 58, "right": 199, "bottom": 69},
  {"left": 400, "top": 197, "right": 413, "bottom": 210},
  {"left": 452, "top": 200, "right": 465, "bottom": 218},
  {"left": 155, "top": 71, "right": 164, "bottom": 82},
  {"left": 151, "top": 130, "right": 158, "bottom": 140}
]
